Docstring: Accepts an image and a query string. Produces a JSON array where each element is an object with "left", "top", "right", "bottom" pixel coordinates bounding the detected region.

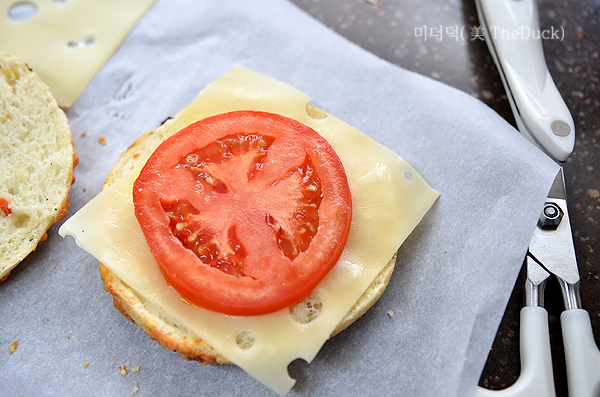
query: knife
[{"left": 472, "top": 0, "right": 600, "bottom": 396}]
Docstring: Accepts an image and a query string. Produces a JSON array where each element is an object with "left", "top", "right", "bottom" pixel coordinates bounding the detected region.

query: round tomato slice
[{"left": 133, "top": 110, "right": 352, "bottom": 316}]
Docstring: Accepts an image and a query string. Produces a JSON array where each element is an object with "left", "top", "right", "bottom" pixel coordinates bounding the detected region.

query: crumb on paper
[
  {"left": 364, "top": 0, "right": 382, "bottom": 7},
  {"left": 132, "top": 365, "right": 141, "bottom": 372},
  {"left": 8, "top": 339, "right": 18, "bottom": 354},
  {"left": 80, "top": 132, "right": 87, "bottom": 138},
  {"left": 98, "top": 136, "right": 107, "bottom": 145},
  {"left": 387, "top": 310, "right": 394, "bottom": 317},
  {"left": 84, "top": 361, "right": 89, "bottom": 368},
  {"left": 119, "top": 365, "right": 131, "bottom": 377},
  {"left": 131, "top": 383, "right": 140, "bottom": 396},
  {"left": 588, "top": 189, "right": 600, "bottom": 199}
]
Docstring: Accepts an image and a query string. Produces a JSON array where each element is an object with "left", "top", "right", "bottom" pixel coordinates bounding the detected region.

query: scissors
[{"left": 472, "top": 0, "right": 600, "bottom": 396}]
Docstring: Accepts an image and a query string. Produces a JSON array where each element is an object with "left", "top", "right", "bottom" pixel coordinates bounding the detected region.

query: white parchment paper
[{"left": 0, "top": 1, "right": 559, "bottom": 396}]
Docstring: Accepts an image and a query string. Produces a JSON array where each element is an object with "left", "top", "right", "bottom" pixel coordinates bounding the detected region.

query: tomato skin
[{"left": 133, "top": 111, "right": 351, "bottom": 316}]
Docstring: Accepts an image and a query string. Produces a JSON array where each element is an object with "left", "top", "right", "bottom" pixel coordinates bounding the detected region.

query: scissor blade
[
  {"left": 548, "top": 167, "right": 567, "bottom": 200},
  {"left": 528, "top": 194, "right": 579, "bottom": 285},
  {"left": 525, "top": 255, "right": 550, "bottom": 307}
]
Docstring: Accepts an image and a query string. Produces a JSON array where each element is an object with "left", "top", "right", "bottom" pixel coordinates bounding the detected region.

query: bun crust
[
  {"left": 0, "top": 52, "right": 76, "bottom": 281},
  {"left": 99, "top": 116, "right": 396, "bottom": 364}
]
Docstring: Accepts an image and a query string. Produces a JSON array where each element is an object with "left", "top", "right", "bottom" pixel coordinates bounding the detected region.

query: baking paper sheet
[{"left": 0, "top": 1, "right": 559, "bottom": 396}]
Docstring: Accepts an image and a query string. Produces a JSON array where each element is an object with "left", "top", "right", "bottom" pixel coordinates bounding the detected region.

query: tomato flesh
[{"left": 133, "top": 111, "right": 352, "bottom": 316}]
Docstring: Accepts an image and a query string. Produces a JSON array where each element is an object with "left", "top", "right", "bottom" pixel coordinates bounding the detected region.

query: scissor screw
[{"left": 538, "top": 202, "right": 563, "bottom": 229}]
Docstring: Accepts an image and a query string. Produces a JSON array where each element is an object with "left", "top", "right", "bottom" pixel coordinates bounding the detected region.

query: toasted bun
[
  {"left": 0, "top": 52, "right": 77, "bottom": 282},
  {"left": 99, "top": 110, "right": 396, "bottom": 364}
]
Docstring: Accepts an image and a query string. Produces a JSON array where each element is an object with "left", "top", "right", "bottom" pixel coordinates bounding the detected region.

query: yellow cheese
[
  {"left": 0, "top": 0, "right": 156, "bottom": 108},
  {"left": 59, "top": 66, "right": 439, "bottom": 395}
]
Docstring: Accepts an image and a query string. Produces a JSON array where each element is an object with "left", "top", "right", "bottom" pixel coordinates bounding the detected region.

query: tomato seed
[
  {"left": 185, "top": 155, "right": 197, "bottom": 165},
  {"left": 205, "top": 175, "right": 217, "bottom": 186}
]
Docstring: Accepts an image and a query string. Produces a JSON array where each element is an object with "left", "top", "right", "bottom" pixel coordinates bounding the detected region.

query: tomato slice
[{"left": 133, "top": 111, "right": 352, "bottom": 316}]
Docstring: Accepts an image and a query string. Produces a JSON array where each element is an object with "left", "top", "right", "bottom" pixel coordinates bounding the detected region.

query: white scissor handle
[
  {"left": 473, "top": 306, "right": 555, "bottom": 397},
  {"left": 561, "top": 309, "right": 600, "bottom": 397},
  {"left": 476, "top": 0, "right": 575, "bottom": 162}
]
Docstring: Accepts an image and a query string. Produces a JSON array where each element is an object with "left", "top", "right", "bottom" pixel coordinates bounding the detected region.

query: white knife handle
[
  {"left": 473, "top": 307, "right": 555, "bottom": 397},
  {"left": 560, "top": 309, "right": 600, "bottom": 397},
  {"left": 477, "top": 0, "right": 575, "bottom": 162}
]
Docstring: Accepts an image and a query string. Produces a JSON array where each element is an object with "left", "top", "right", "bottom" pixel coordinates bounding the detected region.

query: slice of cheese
[
  {"left": 0, "top": 0, "right": 156, "bottom": 108},
  {"left": 59, "top": 66, "right": 439, "bottom": 396}
]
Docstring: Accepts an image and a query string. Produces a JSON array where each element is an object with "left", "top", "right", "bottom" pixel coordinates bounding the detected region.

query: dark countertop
[{"left": 290, "top": 0, "right": 600, "bottom": 395}]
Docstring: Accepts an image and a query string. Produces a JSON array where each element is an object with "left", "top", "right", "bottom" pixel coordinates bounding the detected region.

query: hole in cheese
[
  {"left": 305, "top": 105, "right": 328, "bottom": 120},
  {"left": 53, "top": 0, "right": 65, "bottom": 5},
  {"left": 404, "top": 170, "right": 414, "bottom": 181},
  {"left": 289, "top": 291, "right": 323, "bottom": 324},
  {"left": 235, "top": 330, "right": 256, "bottom": 350},
  {"left": 8, "top": 1, "right": 37, "bottom": 22}
]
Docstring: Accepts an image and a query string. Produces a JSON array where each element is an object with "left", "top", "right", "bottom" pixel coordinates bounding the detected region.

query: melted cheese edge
[
  {"left": 0, "top": 0, "right": 156, "bottom": 107},
  {"left": 59, "top": 66, "right": 439, "bottom": 396}
]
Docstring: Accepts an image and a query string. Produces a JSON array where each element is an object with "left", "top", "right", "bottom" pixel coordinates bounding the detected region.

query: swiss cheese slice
[
  {"left": 0, "top": 0, "right": 156, "bottom": 108},
  {"left": 59, "top": 66, "right": 439, "bottom": 396}
]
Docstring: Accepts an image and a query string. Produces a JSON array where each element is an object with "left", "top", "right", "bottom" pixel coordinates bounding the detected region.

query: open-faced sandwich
[
  {"left": 0, "top": 51, "right": 77, "bottom": 282},
  {"left": 59, "top": 66, "right": 438, "bottom": 395}
]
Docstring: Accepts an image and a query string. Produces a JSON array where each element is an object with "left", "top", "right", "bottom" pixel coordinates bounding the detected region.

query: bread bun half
[
  {"left": 99, "top": 112, "right": 396, "bottom": 364},
  {"left": 0, "top": 52, "right": 77, "bottom": 282}
]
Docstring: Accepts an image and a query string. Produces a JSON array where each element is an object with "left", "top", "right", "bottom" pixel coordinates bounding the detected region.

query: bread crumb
[
  {"left": 364, "top": 0, "right": 382, "bottom": 7},
  {"left": 8, "top": 339, "right": 18, "bottom": 354},
  {"left": 132, "top": 365, "right": 141, "bottom": 372},
  {"left": 98, "top": 136, "right": 107, "bottom": 145},
  {"left": 387, "top": 310, "right": 394, "bottom": 317},
  {"left": 81, "top": 132, "right": 87, "bottom": 137},
  {"left": 84, "top": 361, "right": 89, "bottom": 368},
  {"left": 131, "top": 383, "right": 139, "bottom": 396},
  {"left": 119, "top": 365, "right": 131, "bottom": 377},
  {"left": 588, "top": 189, "right": 600, "bottom": 199}
]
